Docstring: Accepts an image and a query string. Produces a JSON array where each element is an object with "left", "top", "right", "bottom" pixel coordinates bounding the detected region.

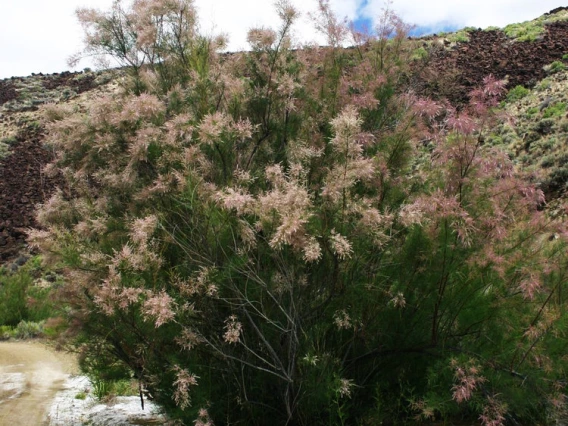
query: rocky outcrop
[
  {"left": 0, "top": 70, "right": 116, "bottom": 261},
  {"left": 414, "top": 21, "right": 568, "bottom": 105}
]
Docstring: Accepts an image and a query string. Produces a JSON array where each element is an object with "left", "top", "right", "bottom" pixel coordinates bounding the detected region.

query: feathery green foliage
[{"left": 33, "top": 1, "right": 568, "bottom": 425}]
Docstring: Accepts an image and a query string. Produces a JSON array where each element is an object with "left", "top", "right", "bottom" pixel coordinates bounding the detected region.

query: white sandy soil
[{"left": 0, "top": 341, "right": 166, "bottom": 425}]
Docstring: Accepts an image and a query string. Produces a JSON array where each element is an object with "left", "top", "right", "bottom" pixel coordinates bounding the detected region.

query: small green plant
[
  {"left": 91, "top": 377, "right": 112, "bottom": 401},
  {"left": 526, "top": 106, "right": 539, "bottom": 117},
  {"left": 12, "top": 320, "right": 45, "bottom": 339},
  {"left": 0, "top": 143, "right": 10, "bottom": 159},
  {"left": 534, "top": 118, "right": 556, "bottom": 134},
  {"left": 0, "top": 325, "right": 13, "bottom": 339},
  {"left": 0, "top": 137, "right": 16, "bottom": 159},
  {"left": 447, "top": 30, "right": 470, "bottom": 43},
  {"left": 0, "top": 136, "right": 17, "bottom": 145},
  {"left": 410, "top": 47, "right": 428, "bottom": 61},
  {"left": 544, "top": 60, "right": 566, "bottom": 74},
  {"left": 506, "top": 85, "right": 530, "bottom": 102},
  {"left": 0, "top": 256, "right": 60, "bottom": 329},
  {"left": 0, "top": 267, "right": 32, "bottom": 326},
  {"left": 542, "top": 102, "right": 567, "bottom": 118},
  {"left": 112, "top": 379, "right": 138, "bottom": 396},
  {"left": 75, "top": 391, "right": 87, "bottom": 400},
  {"left": 535, "top": 78, "right": 552, "bottom": 91},
  {"left": 562, "top": 53, "right": 568, "bottom": 61}
]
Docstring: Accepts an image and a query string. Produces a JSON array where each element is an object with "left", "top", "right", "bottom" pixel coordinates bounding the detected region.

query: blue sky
[
  {"left": 0, "top": 0, "right": 565, "bottom": 78},
  {"left": 353, "top": 0, "right": 373, "bottom": 33}
]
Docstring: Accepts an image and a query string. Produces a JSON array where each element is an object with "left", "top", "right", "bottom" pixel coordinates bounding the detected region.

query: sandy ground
[
  {"left": 0, "top": 341, "right": 76, "bottom": 425},
  {"left": 0, "top": 341, "right": 166, "bottom": 425}
]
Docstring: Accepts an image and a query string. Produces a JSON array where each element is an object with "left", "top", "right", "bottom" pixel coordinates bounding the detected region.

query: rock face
[
  {"left": 0, "top": 70, "right": 116, "bottom": 261},
  {"left": 0, "top": 125, "right": 64, "bottom": 260},
  {"left": 414, "top": 21, "right": 568, "bottom": 105}
]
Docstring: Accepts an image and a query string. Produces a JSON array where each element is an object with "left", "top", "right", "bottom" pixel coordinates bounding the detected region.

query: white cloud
[
  {"left": 362, "top": 0, "right": 564, "bottom": 30},
  {"left": 1, "top": 0, "right": 115, "bottom": 78},
  {"left": 0, "top": 0, "right": 564, "bottom": 79}
]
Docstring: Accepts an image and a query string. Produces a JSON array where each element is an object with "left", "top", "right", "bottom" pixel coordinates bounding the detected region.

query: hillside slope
[{"left": 1, "top": 7, "right": 568, "bottom": 261}]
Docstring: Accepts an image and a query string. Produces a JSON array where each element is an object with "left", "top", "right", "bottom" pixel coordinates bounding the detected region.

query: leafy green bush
[
  {"left": 506, "top": 85, "right": 530, "bottom": 102},
  {"left": 12, "top": 320, "right": 45, "bottom": 339},
  {"left": 32, "top": 1, "right": 568, "bottom": 425},
  {"left": 0, "top": 257, "right": 61, "bottom": 329},
  {"left": 0, "top": 325, "right": 13, "bottom": 339},
  {"left": 0, "top": 267, "right": 32, "bottom": 326}
]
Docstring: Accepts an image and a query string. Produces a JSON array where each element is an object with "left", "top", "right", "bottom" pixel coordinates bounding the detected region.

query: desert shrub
[
  {"left": 0, "top": 325, "right": 13, "bottom": 339},
  {"left": 411, "top": 46, "right": 428, "bottom": 61},
  {"left": 0, "top": 267, "right": 32, "bottom": 326},
  {"left": 543, "top": 101, "right": 567, "bottom": 118},
  {"left": 33, "top": 1, "right": 568, "bottom": 425},
  {"left": 536, "top": 78, "right": 552, "bottom": 91},
  {"left": 526, "top": 106, "right": 539, "bottom": 117},
  {"left": 534, "top": 118, "right": 557, "bottom": 134},
  {"left": 0, "top": 257, "right": 59, "bottom": 328},
  {"left": 448, "top": 28, "right": 473, "bottom": 43},
  {"left": 544, "top": 60, "right": 566, "bottom": 74},
  {"left": 12, "top": 320, "right": 45, "bottom": 339},
  {"left": 503, "top": 22, "right": 544, "bottom": 41},
  {"left": 0, "top": 137, "right": 15, "bottom": 159},
  {"left": 506, "top": 85, "right": 530, "bottom": 102}
]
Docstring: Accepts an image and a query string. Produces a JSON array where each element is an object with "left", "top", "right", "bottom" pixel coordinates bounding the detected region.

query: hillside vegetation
[{"left": 1, "top": 1, "right": 568, "bottom": 425}]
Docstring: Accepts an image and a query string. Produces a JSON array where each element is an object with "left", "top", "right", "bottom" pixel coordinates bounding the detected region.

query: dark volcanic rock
[
  {"left": 0, "top": 127, "right": 65, "bottom": 261},
  {"left": 413, "top": 21, "right": 568, "bottom": 105},
  {"left": 0, "top": 81, "right": 18, "bottom": 105}
]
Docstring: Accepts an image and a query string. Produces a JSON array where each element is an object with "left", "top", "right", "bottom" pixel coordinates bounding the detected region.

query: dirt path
[{"left": 0, "top": 341, "right": 78, "bottom": 426}]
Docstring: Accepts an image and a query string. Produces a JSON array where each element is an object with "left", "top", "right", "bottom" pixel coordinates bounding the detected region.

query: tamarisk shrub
[{"left": 33, "top": 1, "right": 568, "bottom": 424}]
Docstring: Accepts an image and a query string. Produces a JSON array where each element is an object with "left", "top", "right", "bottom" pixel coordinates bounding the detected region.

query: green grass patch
[
  {"left": 503, "top": 22, "right": 544, "bottom": 41},
  {"left": 447, "top": 30, "right": 470, "bottom": 43},
  {"left": 410, "top": 47, "right": 429, "bottom": 61}
]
